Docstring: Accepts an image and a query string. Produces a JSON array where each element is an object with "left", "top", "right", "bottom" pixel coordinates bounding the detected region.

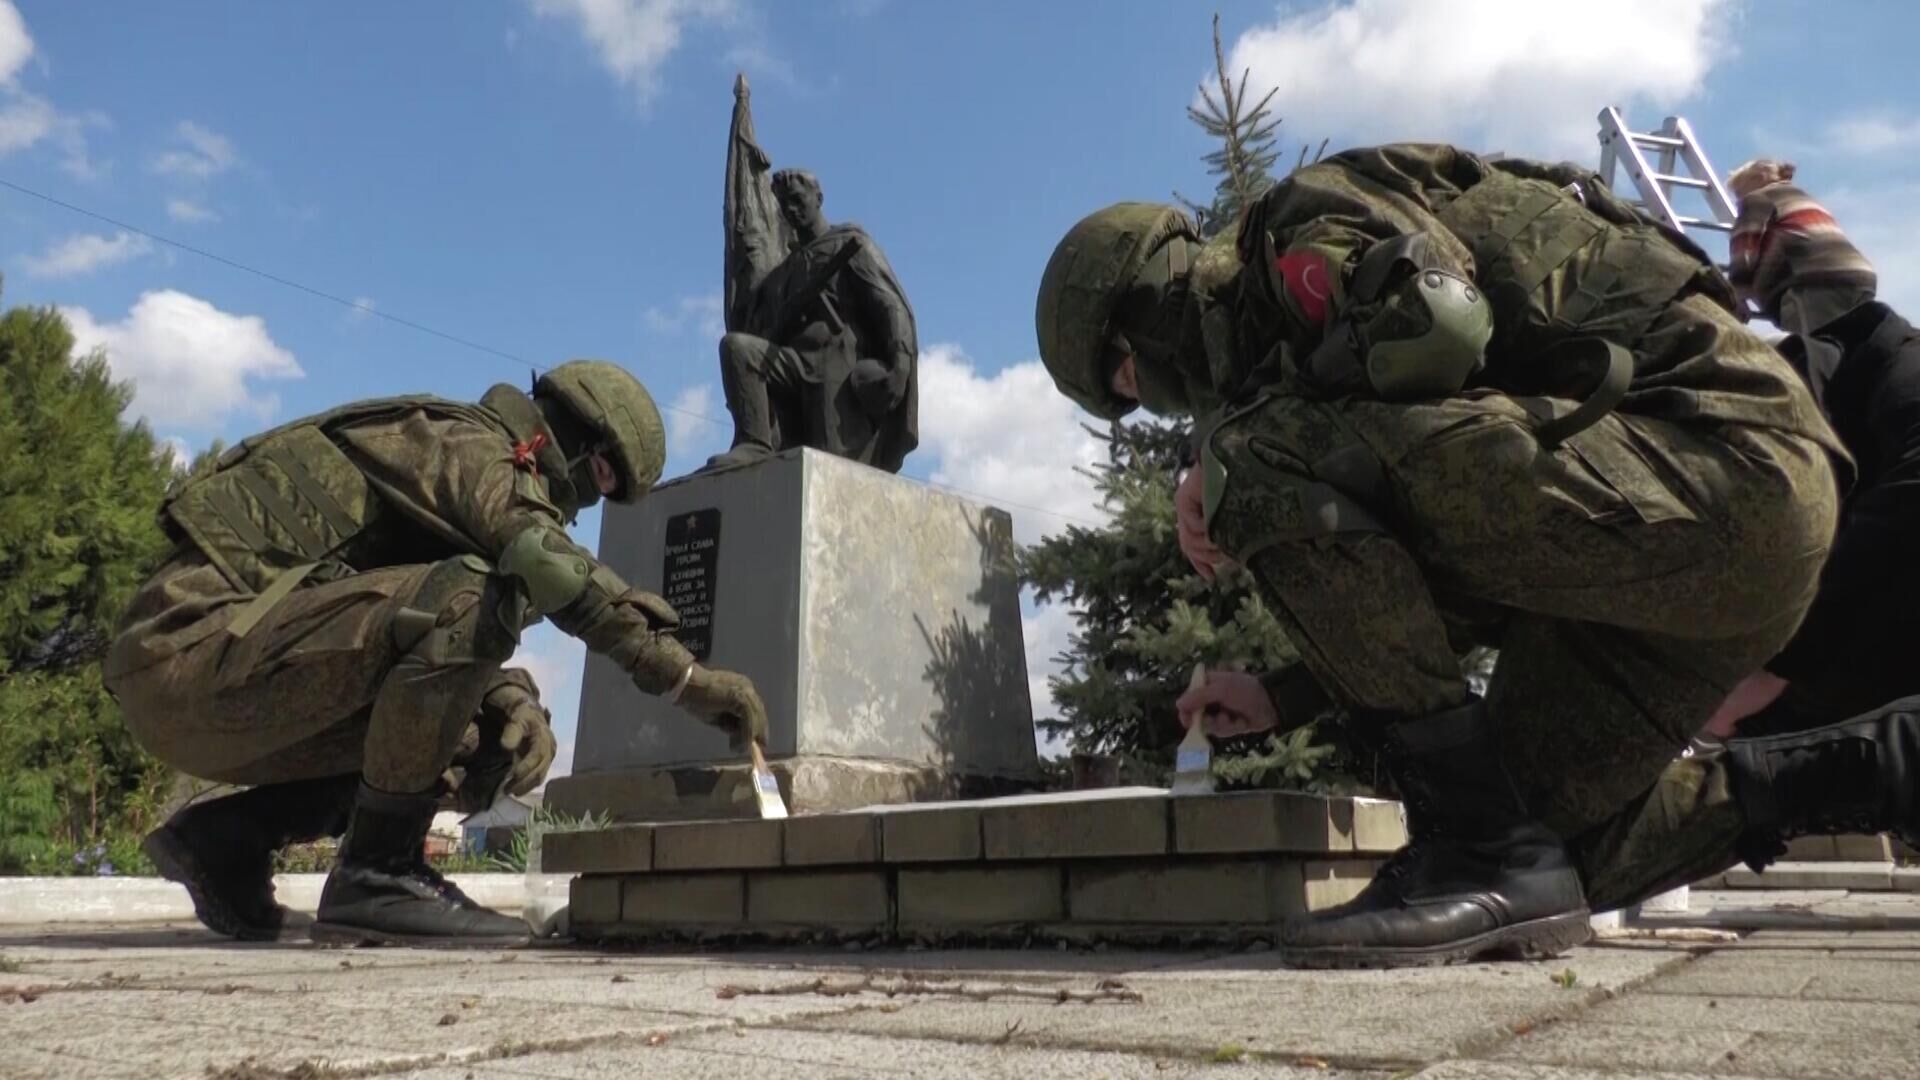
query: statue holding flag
[{"left": 706, "top": 74, "right": 919, "bottom": 474}]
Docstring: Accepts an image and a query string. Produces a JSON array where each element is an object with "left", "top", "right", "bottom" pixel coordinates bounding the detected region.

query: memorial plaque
[{"left": 662, "top": 508, "right": 721, "bottom": 661}]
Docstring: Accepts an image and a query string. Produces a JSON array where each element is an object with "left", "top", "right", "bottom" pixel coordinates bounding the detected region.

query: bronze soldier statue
[
  {"left": 105, "top": 360, "right": 768, "bottom": 946},
  {"left": 1035, "top": 143, "right": 1881, "bottom": 968},
  {"left": 705, "top": 168, "right": 919, "bottom": 473}
]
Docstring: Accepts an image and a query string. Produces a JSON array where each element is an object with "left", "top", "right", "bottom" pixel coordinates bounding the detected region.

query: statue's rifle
[{"left": 770, "top": 235, "right": 864, "bottom": 345}]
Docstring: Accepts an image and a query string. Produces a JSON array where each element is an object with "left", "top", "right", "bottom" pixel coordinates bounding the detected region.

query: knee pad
[{"left": 390, "top": 556, "right": 522, "bottom": 667}]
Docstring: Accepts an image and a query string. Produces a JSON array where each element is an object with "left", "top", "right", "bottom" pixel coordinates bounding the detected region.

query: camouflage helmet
[
  {"left": 533, "top": 360, "right": 665, "bottom": 503},
  {"left": 1035, "top": 202, "right": 1200, "bottom": 419}
]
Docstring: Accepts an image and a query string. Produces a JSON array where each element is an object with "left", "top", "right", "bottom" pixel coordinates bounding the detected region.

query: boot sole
[
  {"left": 1280, "top": 910, "right": 1593, "bottom": 970},
  {"left": 141, "top": 827, "right": 309, "bottom": 943},
  {"left": 309, "top": 921, "right": 531, "bottom": 950}
]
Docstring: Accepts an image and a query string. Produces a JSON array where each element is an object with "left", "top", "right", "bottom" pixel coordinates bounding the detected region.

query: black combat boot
[
  {"left": 142, "top": 774, "right": 358, "bottom": 941},
  {"left": 1728, "top": 697, "right": 1920, "bottom": 869},
  {"left": 312, "top": 783, "right": 529, "bottom": 947},
  {"left": 1280, "top": 700, "right": 1591, "bottom": 968}
]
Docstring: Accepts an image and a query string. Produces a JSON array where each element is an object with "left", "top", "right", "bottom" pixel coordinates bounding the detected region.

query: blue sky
[{"left": 4, "top": 0, "right": 1916, "bottom": 779}]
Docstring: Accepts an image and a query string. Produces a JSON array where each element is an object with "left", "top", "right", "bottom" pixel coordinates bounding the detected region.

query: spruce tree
[
  {"left": 0, "top": 287, "right": 178, "bottom": 873},
  {"left": 1175, "top": 14, "right": 1326, "bottom": 238},
  {"left": 1019, "top": 15, "right": 1360, "bottom": 790}
]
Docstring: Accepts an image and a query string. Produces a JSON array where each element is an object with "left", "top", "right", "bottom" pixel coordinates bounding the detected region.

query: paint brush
[
  {"left": 747, "top": 738, "right": 789, "bottom": 819},
  {"left": 1171, "top": 662, "right": 1217, "bottom": 796}
]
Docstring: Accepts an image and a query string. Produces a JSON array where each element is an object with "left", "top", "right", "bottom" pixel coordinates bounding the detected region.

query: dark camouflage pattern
[
  {"left": 1182, "top": 144, "right": 1850, "bottom": 905},
  {"left": 105, "top": 388, "right": 702, "bottom": 797}
]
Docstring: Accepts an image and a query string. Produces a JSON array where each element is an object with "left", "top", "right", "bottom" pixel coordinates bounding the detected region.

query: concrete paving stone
[
  {"left": 569, "top": 875, "right": 621, "bottom": 927},
  {"left": 0, "top": 1046, "right": 89, "bottom": 1080},
  {"left": 542, "top": 825, "right": 653, "bottom": 874},
  {"left": 745, "top": 869, "right": 890, "bottom": 930},
  {"left": 1138, "top": 943, "right": 1681, "bottom": 993},
  {"left": 1723, "top": 861, "right": 1894, "bottom": 891},
  {"left": 621, "top": 872, "right": 746, "bottom": 925},
  {"left": 1898, "top": 868, "right": 1920, "bottom": 893},
  {"left": 1303, "top": 859, "right": 1379, "bottom": 912},
  {"left": 382, "top": 1025, "right": 1385, "bottom": 1079},
  {"left": 783, "top": 812, "right": 881, "bottom": 866},
  {"left": 1350, "top": 798, "right": 1409, "bottom": 853},
  {"left": 1411, "top": 1065, "right": 1771, "bottom": 1080},
  {"left": 897, "top": 865, "right": 1064, "bottom": 928},
  {"left": 1720, "top": 1030, "right": 1920, "bottom": 1080},
  {"left": 1, "top": 988, "right": 538, "bottom": 1079},
  {"left": 798, "top": 949, "right": 1679, "bottom": 1065},
  {"left": 1067, "top": 860, "right": 1284, "bottom": 925},
  {"left": 982, "top": 792, "right": 1169, "bottom": 861},
  {"left": 651, "top": 818, "right": 784, "bottom": 871},
  {"left": 879, "top": 805, "right": 983, "bottom": 863},
  {"left": 1171, "top": 791, "right": 1352, "bottom": 855},
  {"left": 1484, "top": 1020, "right": 1756, "bottom": 1075},
  {"left": 1589, "top": 989, "right": 1920, "bottom": 1036}
]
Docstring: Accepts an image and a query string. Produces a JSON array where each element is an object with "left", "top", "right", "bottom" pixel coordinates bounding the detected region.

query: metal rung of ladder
[{"left": 1596, "top": 107, "right": 1739, "bottom": 235}]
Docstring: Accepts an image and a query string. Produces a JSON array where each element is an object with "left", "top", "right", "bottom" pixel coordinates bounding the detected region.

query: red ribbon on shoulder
[
  {"left": 511, "top": 432, "right": 549, "bottom": 470},
  {"left": 1273, "top": 251, "right": 1333, "bottom": 326}
]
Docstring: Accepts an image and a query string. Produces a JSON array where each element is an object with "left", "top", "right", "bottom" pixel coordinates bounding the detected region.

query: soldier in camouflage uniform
[
  {"left": 105, "top": 361, "right": 768, "bottom": 946},
  {"left": 1035, "top": 144, "right": 1858, "bottom": 968}
]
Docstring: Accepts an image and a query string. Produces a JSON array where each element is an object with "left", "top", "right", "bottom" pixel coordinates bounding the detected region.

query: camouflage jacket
[
  {"left": 1189, "top": 143, "right": 1846, "bottom": 464},
  {"left": 110, "top": 384, "right": 692, "bottom": 694}
]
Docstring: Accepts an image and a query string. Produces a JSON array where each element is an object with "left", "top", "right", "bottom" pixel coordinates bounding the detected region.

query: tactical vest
[
  {"left": 1431, "top": 158, "right": 1737, "bottom": 400},
  {"left": 160, "top": 395, "right": 515, "bottom": 632}
]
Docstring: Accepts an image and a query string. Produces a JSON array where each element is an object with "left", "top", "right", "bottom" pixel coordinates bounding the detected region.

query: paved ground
[{"left": 2, "top": 889, "right": 1916, "bottom": 1079}]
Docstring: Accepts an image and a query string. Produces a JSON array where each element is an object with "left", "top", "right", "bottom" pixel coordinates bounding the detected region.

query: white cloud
[
  {"left": 642, "top": 292, "right": 725, "bottom": 338},
  {"left": 1022, "top": 598, "right": 1078, "bottom": 751},
  {"left": 526, "top": 0, "right": 737, "bottom": 104},
  {"left": 1824, "top": 182, "right": 1920, "bottom": 322},
  {"left": 665, "top": 382, "right": 723, "bottom": 457},
  {"left": 915, "top": 344, "right": 1108, "bottom": 548},
  {"left": 0, "top": 1, "right": 31, "bottom": 85},
  {"left": 345, "top": 295, "right": 377, "bottom": 324},
  {"left": 62, "top": 290, "right": 303, "bottom": 431},
  {"left": 166, "top": 198, "right": 219, "bottom": 224},
  {"left": 509, "top": 623, "right": 587, "bottom": 781},
  {"left": 20, "top": 230, "right": 153, "bottom": 278},
  {"left": 0, "top": 89, "right": 50, "bottom": 151},
  {"left": 157, "top": 435, "right": 194, "bottom": 473},
  {"left": 1822, "top": 112, "right": 1920, "bottom": 157},
  {"left": 1216, "top": 0, "right": 1730, "bottom": 161},
  {"left": 0, "top": 4, "right": 103, "bottom": 179},
  {"left": 151, "top": 120, "right": 238, "bottom": 179}
]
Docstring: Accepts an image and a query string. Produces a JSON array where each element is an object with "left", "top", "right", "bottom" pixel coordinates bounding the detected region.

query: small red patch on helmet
[{"left": 1273, "top": 251, "right": 1333, "bottom": 326}]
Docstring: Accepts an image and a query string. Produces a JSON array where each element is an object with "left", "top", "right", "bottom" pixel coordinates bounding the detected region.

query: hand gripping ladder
[{"left": 1595, "top": 107, "right": 1739, "bottom": 237}]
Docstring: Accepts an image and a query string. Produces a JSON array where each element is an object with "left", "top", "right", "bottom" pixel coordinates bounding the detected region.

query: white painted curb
[{"left": 0, "top": 873, "right": 528, "bottom": 925}]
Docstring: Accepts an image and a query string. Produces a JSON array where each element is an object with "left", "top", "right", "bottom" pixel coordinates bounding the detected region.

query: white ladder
[{"left": 1595, "top": 107, "right": 1739, "bottom": 235}]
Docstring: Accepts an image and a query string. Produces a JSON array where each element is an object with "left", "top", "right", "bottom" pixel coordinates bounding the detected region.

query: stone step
[
  {"left": 559, "top": 789, "right": 1406, "bottom": 944},
  {"left": 1694, "top": 861, "right": 1920, "bottom": 892},
  {"left": 543, "top": 788, "right": 1410, "bottom": 876}
]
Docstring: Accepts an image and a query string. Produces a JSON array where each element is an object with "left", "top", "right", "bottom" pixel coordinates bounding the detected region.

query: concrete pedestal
[{"left": 546, "top": 449, "right": 1039, "bottom": 821}]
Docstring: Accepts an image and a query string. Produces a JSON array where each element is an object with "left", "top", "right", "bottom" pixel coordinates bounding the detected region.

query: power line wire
[
  {"left": 1, "top": 176, "right": 1110, "bottom": 530},
  {"left": 0, "top": 177, "right": 529, "bottom": 367}
]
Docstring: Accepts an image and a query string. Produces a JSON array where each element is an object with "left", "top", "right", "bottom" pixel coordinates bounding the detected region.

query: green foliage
[
  {"left": 0, "top": 290, "right": 181, "bottom": 874},
  {"left": 1174, "top": 13, "right": 1326, "bottom": 239},
  {"left": 1021, "top": 420, "right": 1347, "bottom": 788}
]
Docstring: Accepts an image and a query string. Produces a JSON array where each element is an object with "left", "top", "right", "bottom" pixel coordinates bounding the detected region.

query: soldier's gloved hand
[
  {"left": 499, "top": 696, "right": 557, "bottom": 796},
  {"left": 850, "top": 357, "right": 901, "bottom": 414},
  {"left": 676, "top": 665, "right": 770, "bottom": 751}
]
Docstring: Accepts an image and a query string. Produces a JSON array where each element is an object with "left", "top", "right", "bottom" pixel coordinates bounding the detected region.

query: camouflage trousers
[
  {"left": 1203, "top": 388, "right": 1839, "bottom": 910},
  {"left": 104, "top": 552, "right": 539, "bottom": 802}
]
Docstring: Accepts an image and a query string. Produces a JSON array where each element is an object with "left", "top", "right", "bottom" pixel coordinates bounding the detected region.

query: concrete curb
[{"left": 0, "top": 873, "right": 527, "bottom": 925}]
